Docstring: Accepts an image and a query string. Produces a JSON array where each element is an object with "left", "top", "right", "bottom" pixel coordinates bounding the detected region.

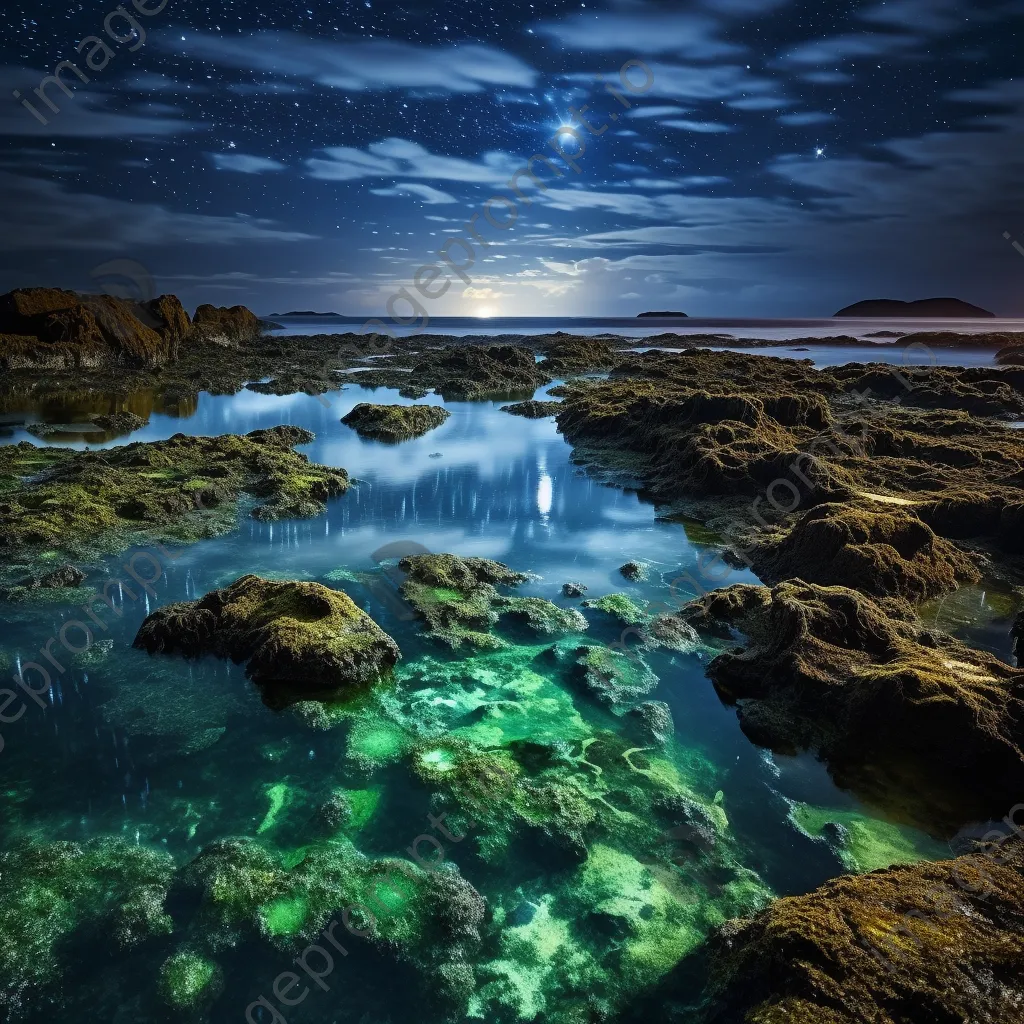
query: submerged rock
[
  {"left": 341, "top": 402, "right": 450, "bottom": 441},
  {"left": 683, "top": 580, "right": 1024, "bottom": 823},
  {"left": 626, "top": 700, "right": 675, "bottom": 745},
  {"left": 702, "top": 839, "right": 1024, "bottom": 1024},
  {"left": 569, "top": 644, "right": 659, "bottom": 707},
  {"left": 134, "top": 574, "right": 400, "bottom": 693},
  {"left": 496, "top": 596, "right": 588, "bottom": 636},
  {"left": 398, "top": 553, "right": 528, "bottom": 648}
]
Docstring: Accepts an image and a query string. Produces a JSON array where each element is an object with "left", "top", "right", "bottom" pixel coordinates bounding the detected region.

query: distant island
[
  {"left": 268, "top": 310, "right": 345, "bottom": 317},
  {"left": 637, "top": 310, "right": 688, "bottom": 318},
  {"left": 834, "top": 298, "right": 995, "bottom": 318}
]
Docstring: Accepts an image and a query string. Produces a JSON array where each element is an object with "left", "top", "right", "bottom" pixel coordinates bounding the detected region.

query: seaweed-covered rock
[
  {"left": 541, "top": 337, "right": 620, "bottom": 375},
  {"left": 0, "top": 287, "right": 192, "bottom": 369},
  {"left": 398, "top": 553, "right": 528, "bottom": 648},
  {"left": 702, "top": 840, "right": 1024, "bottom": 1024},
  {"left": 570, "top": 645, "right": 659, "bottom": 707},
  {"left": 626, "top": 700, "right": 674, "bottom": 745},
  {"left": 582, "top": 593, "right": 648, "bottom": 624},
  {"left": 134, "top": 574, "right": 400, "bottom": 693},
  {"left": 500, "top": 400, "right": 563, "bottom": 418},
  {"left": 620, "top": 560, "right": 649, "bottom": 582},
  {"left": 0, "top": 838, "right": 174, "bottom": 1018},
  {"left": 341, "top": 402, "right": 450, "bottom": 442},
  {"left": 748, "top": 502, "right": 980, "bottom": 602},
  {"left": 92, "top": 410, "right": 149, "bottom": 434},
  {"left": 496, "top": 596, "right": 588, "bottom": 636},
  {"left": 192, "top": 303, "right": 262, "bottom": 344},
  {"left": 684, "top": 580, "right": 1024, "bottom": 823},
  {"left": 562, "top": 581, "right": 588, "bottom": 597},
  {"left": 419, "top": 345, "right": 549, "bottom": 400},
  {"left": 0, "top": 427, "right": 348, "bottom": 574}
]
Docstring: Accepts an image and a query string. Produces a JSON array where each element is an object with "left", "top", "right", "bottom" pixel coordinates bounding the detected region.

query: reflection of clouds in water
[{"left": 537, "top": 473, "right": 553, "bottom": 518}]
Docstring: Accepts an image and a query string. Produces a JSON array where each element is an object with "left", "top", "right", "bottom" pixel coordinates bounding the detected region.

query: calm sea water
[
  {"left": 266, "top": 314, "right": 1024, "bottom": 344},
  {"left": 2, "top": 367, "right": 1000, "bottom": 1022}
]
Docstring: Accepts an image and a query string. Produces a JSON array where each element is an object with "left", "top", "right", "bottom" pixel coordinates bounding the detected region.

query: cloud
[
  {"left": 536, "top": 11, "right": 741, "bottom": 59},
  {"left": 777, "top": 111, "right": 837, "bottom": 126},
  {"left": 211, "top": 153, "right": 287, "bottom": 173},
  {"left": 643, "top": 62, "right": 776, "bottom": 101},
  {"left": 370, "top": 182, "right": 458, "bottom": 204},
  {"left": 162, "top": 32, "right": 536, "bottom": 92},
  {"left": 728, "top": 95, "right": 795, "bottom": 110},
  {"left": 0, "top": 172, "right": 314, "bottom": 250},
  {"left": 305, "top": 139, "right": 520, "bottom": 186},
  {"left": 626, "top": 105, "right": 693, "bottom": 119},
  {"left": 780, "top": 32, "right": 918, "bottom": 66},
  {"left": 0, "top": 66, "right": 198, "bottom": 138},
  {"left": 663, "top": 119, "right": 736, "bottom": 133},
  {"left": 858, "top": 0, "right": 970, "bottom": 34},
  {"left": 799, "top": 70, "right": 855, "bottom": 85}
]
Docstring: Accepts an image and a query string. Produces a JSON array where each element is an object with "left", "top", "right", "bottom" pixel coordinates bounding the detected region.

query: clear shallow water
[
  {"left": 266, "top": 314, "right": 1024, "bottom": 344},
  {"left": 0, "top": 377, "right": 973, "bottom": 1021}
]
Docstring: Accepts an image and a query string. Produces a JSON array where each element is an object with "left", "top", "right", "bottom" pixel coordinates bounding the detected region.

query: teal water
[{"left": 0, "top": 376, "right": 961, "bottom": 1022}]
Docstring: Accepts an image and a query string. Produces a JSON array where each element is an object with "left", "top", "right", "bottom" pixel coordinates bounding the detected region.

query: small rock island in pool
[
  {"left": 637, "top": 310, "right": 688, "bottom": 317},
  {"left": 341, "top": 403, "right": 450, "bottom": 442}
]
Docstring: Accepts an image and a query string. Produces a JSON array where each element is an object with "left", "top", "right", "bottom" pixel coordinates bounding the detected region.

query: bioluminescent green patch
[
  {"left": 261, "top": 894, "right": 310, "bottom": 937},
  {"left": 256, "top": 782, "right": 292, "bottom": 834},
  {"left": 789, "top": 802, "right": 948, "bottom": 873},
  {"left": 158, "top": 949, "right": 222, "bottom": 1009}
]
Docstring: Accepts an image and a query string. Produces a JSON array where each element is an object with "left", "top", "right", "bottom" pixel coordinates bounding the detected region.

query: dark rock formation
[
  {"left": 92, "top": 411, "right": 148, "bottom": 435},
  {"left": 684, "top": 580, "right": 1024, "bottom": 823},
  {"left": 637, "top": 311, "right": 688, "bottom": 317},
  {"left": 134, "top": 574, "right": 400, "bottom": 692},
  {"left": 834, "top": 298, "right": 995, "bottom": 318},
  {"left": 0, "top": 288, "right": 192, "bottom": 369},
  {"left": 192, "top": 304, "right": 263, "bottom": 344},
  {"left": 619, "top": 560, "right": 649, "bottom": 582},
  {"left": 341, "top": 403, "right": 450, "bottom": 442},
  {"left": 540, "top": 337, "right": 620, "bottom": 375},
  {"left": 500, "top": 400, "right": 563, "bottom": 418},
  {"left": 702, "top": 839, "right": 1024, "bottom": 1024},
  {"left": 562, "top": 581, "right": 587, "bottom": 597}
]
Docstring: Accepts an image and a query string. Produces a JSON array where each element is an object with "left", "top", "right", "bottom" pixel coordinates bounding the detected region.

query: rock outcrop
[
  {"left": 0, "top": 287, "right": 192, "bottom": 369},
  {"left": 683, "top": 580, "right": 1024, "bottom": 823},
  {"left": 500, "top": 400, "right": 563, "bottom": 418},
  {"left": 191, "top": 304, "right": 263, "bottom": 344},
  {"left": 134, "top": 574, "right": 400, "bottom": 692},
  {"left": 341, "top": 403, "right": 450, "bottom": 442},
  {"left": 701, "top": 838, "right": 1024, "bottom": 1024}
]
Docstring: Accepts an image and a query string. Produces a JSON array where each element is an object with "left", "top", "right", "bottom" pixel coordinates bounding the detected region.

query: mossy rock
[
  {"left": 701, "top": 839, "right": 1024, "bottom": 1024},
  {"left": 684, "top": 579, "right": 1024, "bottom": 828},
  {"left": 0, "top": 427, "right": 348, "bottom": 577},
  {"left": 341, "top": 402, "right": 450, "bottom": 442},
  {"left": 158, "top": 949, "right": 223, "bottom": 1011},
  {"left": 133, "top": 574, "right": 400, "bottom": 694}
]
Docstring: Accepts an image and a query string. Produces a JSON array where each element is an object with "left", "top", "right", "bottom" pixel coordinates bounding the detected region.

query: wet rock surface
[
  {"left": 500, "top": 400, "right": 563, "bottom": 418},
  {"left": 683, "top": 580, "right": 1024, "bottom": 825},
  {"left": 134, "top": 574, "right": 401, "bottom": 693},
  {"left": 341, "top": 402, "right": 450, "bottom": 441},
  {"left": 698, "top": 838, "right": 1024, "bottom": 1024}
]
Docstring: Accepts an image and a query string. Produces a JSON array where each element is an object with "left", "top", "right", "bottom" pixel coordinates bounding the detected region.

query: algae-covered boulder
[
  {"left": 192, "top": 303, "right": 262, "bottom": 344},
  {"left": 0, "top": 426, "right": 347, "bottom": 575},
  {"left": 134, "top": 574, "right": 400, "bottom": 693},
  {"left": 684, "top": 580, "right": 1024, "bottom": 823},
  {"left": 701, "top": 839, "right": 1024, "bottom": 1024},
  {"left": 341, "top": 402, "right": 450, "bottom": 442},
  {"left": 748, "top": 502, "right": 980, "bottom": 602},
  {"left": 0, "top": 287, "right": 191, "bottom": 369}
]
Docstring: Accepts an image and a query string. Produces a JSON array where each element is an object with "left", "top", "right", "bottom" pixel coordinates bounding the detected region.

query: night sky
[{"left": 2, "top": 0, "right": 1023, "bottom": 318}]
